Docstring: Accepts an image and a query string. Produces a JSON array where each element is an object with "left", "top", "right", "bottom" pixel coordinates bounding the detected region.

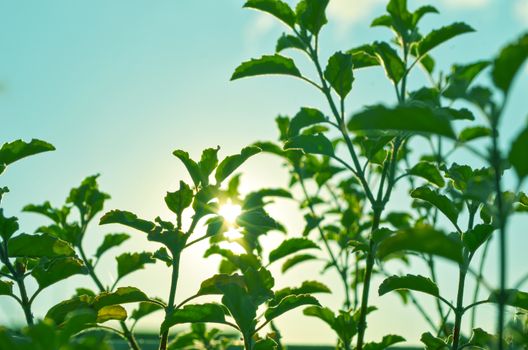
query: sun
[{"left": 218, "top": 200, "right": 242, "bottom": 225}]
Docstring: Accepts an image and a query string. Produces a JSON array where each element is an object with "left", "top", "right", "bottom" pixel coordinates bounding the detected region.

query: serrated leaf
[
  {"left": 281, "top": 254, "right": 317, "bottom": 273},
  {"left": 0, "top": 209, "right": 18, "bottom": 241},
  {"left": 271, "top": 281, "right": 330, "bottom": 306},
  {"left": 165, "top": 181, "right": 193, "bottom": 217},
  {"left": 276, "top": 33, "right": 306, "bottom": 52},
  {"left": 0, "top": 279, "right": 13, "bottom": 296},
  {"left": 93, "top": 287, "right": 150, "bottom": 309},
  {"left": 379, "top": 274, "right": 439, "bottom": 298},
  {"left": 377, "top": 225, "right": 463, "bottom": 263},
  {"left": 411, "top": 186, "right": 459, "bottom": 227},
  {"left": 509, "top": 126, "right": 528, "bottom": 180},
  {"left": 295, "top": 0, "right": 329, "bottom": 35},
  {"left": 197, "top": 273, "right": 246, "bottom": 296},
  {"left": 173, "top": 150, "right": 201, "bottom": 187},
  {"left": 420, "top": 332, "right": 448, "bottom": 350},
  {"left": 284, "top": 134, "right": 334, "bottom": 156},
  {"left": 116, "top": 252, "right": 155, "bottom": 280},
  {"left": 100, "top": 210, "right": 155, "bottom": 233},
  {"left": 244, "top": 0, "right": 296, "bottom": 28},
  {"left": 324, "top": 51, "right": 354, "bottom": 98},
  {"left": 409, "top": 162, "right": 445, "bottom": 187},
  {"left": 218, "top": 283, "right": 257, "bottom": 337},
  {"left": 348, "top": 104, "right": 456, "bottom": 139},
  {"left": 32, "top": 257, "right": 87, "bottom": 290},
  {"left": 372, "top": 42, "right": 405, "bottom": 84},
  {"left": 443, "top": 61, "right": 490, "bottom": 100},
  {"left": 347, "top": 45, "right": 379, "bottom": 69},
  {"left": 95, "top": 233, "right": 130, "bottom": 259},
  {"left": 288, "top": 107, "right": 326, "bottom": 137},
  {"left": 131, "top": 301, "right": 164, "bottom": 321},
  {"left": 231, "top": 55, "right": 302, "bottom": 81},
  {"left": 492, "top": 33, "right": 528, "bottom": 94},
  {"left": 417, "top": 22, "right": 474, "bottom": 57},
  {"left": 0, "top": 139, "right": 55, "bottom": 174},
  {"left": 268, "top": 237, "right": 319, "bottom": 264},
  {"left": 215, "top": 146, "right": 261, "bottom": 184},
  {"left": 264, "top": 294, "right": 319, "bottom": 321},
  {"left": 254, "top": 338, "right": 278, "bottom": 350},
  {"left": 462, "top": 224, "right": 494, "bottom": 253},
  {"left": 8, "top": 234, "right": 74, "bottom": 258},
  {"left": 364, "top": 334, "right": 406, "bottom": 350},
  {"left": 198, "top": 147, "right": 219, "bottom": 185}
]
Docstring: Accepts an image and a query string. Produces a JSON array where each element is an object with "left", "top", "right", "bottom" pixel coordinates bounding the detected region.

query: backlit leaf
[{"left": 231, "top": 55, "right": 302, "bottom": 81}]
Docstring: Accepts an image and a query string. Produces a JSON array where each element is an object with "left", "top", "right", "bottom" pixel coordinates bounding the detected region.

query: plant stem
[
  {"left": 452, "top": 264, "right": 468, "bottom": 350},
  {"left": 470, "top": 238, "right": 491, "bottom": 329},
  {"left": 159, "top": 251, "right": 181, "bottom": 350},
  {"left": 77, "top": 223, "right": 140, "bottom": 350},
  {"left": 356, "top": 208, "right": 382, "bottom": 350},
  {"left": 491, "top": 116, "right": 507, "bottom": 350},
  {"left": 1, "top": 241, "right": 33, "bottom": 325}
]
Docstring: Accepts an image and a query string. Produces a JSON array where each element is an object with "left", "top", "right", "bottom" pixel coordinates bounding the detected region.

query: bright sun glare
[{"left": 218, "top": 201, "right": 242, "bottom": 225}]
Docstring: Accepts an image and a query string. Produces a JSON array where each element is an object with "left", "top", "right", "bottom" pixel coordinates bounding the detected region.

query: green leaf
[
  {"left": 0, "top": 139, "right": 55, "bottom": 174},
  {"left": 215, "top": 146, "right": 261, "bottom": 184},
  {"left": 22, "top": 201, "right": 69, "bottom": 224},
  {"left": 131, "top": 301, "right": 164, "bottom": 321},
  {"left": 462, "top": 224, "right": 494, "bottom": 253},
  {"left": 420, "top": 332, "right": 448, "bottom": 350},
  {"left": 377, "top": 225, "right": 464, "bottom": 263},
  {"left": 165, "top": 181, "right": 193, "bottom": 217},
  {"left": 347, "top": 45, "right": 379, "bottom": 69},
  {"left": 372, "top": 42, "right": 405, "bottom": 84},
  {"left": 99, "top": 210, "right": 155, "bottom": 233},
  {"left": 264, "top": 294, "right": 320, "bottom": 321},
  {"left": 288, "top": 108, "right": 326, "bottom": 137},
  {"left": 268, "top": 237, "right": 319, "bottom": 264},
  {"left": 488, "top": 289, "right": 528, "bottom": 310},
  {"left": 197, "top": 273, "right": 246, "bottom": 296},
  {"left": 231, "top": 55, "right": 302, "bottom": 81},
  {"left": 364, "top": 334, "right": 406, "bottom": 350},
  {"left": 284, "top": 134, "right": 334, "bottom": 157},
  {"left": 347, "top": 104, "right": 456, "bottom": 139},
  {"left": 295, "top": 0, "right": 329, "bottom": 35},
  {"left": 173, "top": 150, "right": 201, "bottom": 187},
  {"left": 443, "top": 61, "right": 490, "bottom": 100},
  {"left": 324, "top": 51, "right": 354, "bottom": 98},
  {"left": 417, "top": 22, "right": 474, "bottom": 57},
  {"left": 509, "top": 126, "right": 528, "bottom": 181},
  {"left": 411, "top": 186, "right": 459, "bottom": 228},
  {"left": 412, "top": 5, "right": 438, "bottom": 27},
  {"left": 199, "top": 147, "right": 220, "bottom": 185},
  {"left": 379, "top": 274, "right": 439, "bottom": 298},
  {"left": 116, "top": 252, "right": 156, "bottom": 280},
  {"left": 281, "top": 254, "right": 317, "bottom": 273},
  {"left": 31, "top": 257, "right": 87, "bottom": 290},
  {"left": 492, "top": 33, "right": 528, "bottom": 94},
  {"left": 219, "top": 283, "right": 257, "bottom": 337},
  {"left": 276, "top": 33, "right": 306, "bottom": 52},
  {"left": 161, "top": 303, "right": 228, "bottom": 334},
  {"left": 0, "top": 279, "right": 13, "bottom": 296},
  {"left": 467, "top": 328, "right": 496, "bottom": 348},
  {"left": 96, "top": 305, "right": 127, "bottom": 323},
  {"left": 0, "top": 209, "right": 18, "bottom": 241},
  {"left": 271, "top": 281, "right": 330, "bottom": 306},
  {"left": 93, "top": 287, "right": 151, "bottom": 309},
  {"left": 8, "top": 234, "right": 74, "bottom": 258},
  {"left": 244, "top": 0, "right": 296, "bottom": 28},
  {"left": 46, "top": 295, "right": 93, "bottom": 325},
  {"left": 409, "top": 162, "right": 445, "bottom": 187},
  {"left": 458, "top": 126, "right": 492, "bottom": 143},
  {"left": 254, "top": 338, "right": 278, "bottom": 350},
  {"left": 95, "top": 233, "right": 130, "bottom": 259},
  {"left": 303, "top": 305, "right": 335, "bottom": 328},
  {"left": 67, "top": 175, "right": 110, "bottom": 221}
]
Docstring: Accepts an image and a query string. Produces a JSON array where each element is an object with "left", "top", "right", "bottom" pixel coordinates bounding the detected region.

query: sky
[{"left": 1, "top": 0, "right": 527, "bottom": 346}]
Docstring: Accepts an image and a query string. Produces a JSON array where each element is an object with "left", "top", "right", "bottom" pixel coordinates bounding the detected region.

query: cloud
[
  {"left": 326, "top": 0, "right": 385, "bottom": 33},
  {"left": 440, "top": 0, "right": 490, "bottom": 9},
  {"left": 514, "top": 0, "right": 528, "bottom": 25}
]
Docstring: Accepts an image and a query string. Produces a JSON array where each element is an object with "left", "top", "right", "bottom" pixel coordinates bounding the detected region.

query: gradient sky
[{"left": 1, "top": 0, "right": 527, "bottom": 346}]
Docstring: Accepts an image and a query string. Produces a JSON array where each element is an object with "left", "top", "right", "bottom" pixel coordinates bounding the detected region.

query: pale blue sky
[{"left": 1, "top": 0, "right": 527, "bottom": 346}]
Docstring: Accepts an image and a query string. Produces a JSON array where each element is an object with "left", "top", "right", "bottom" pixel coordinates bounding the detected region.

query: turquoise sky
[{"left": 1, "top": 0, "right": 527, "bottom": 346}]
